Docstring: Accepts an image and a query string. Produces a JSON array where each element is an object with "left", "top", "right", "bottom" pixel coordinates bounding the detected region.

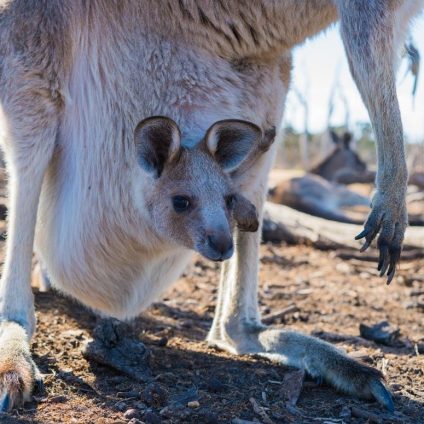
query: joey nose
[{"left": 207, "top": 233, "right": 233, "bottom": 260}]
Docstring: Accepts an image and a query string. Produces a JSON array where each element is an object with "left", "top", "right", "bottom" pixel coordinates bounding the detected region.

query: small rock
[
  {"left": 49, "top": 395, "right": 68, "bottom": 403},
  {"left": 124, "top": 409, "right": 140, "bottom": 419},
  {"left": 187, "top": 400, "right": 200, "bottom": 409},
  {"left": 128, "top": 419, "right": 144, "bottom": 424}
]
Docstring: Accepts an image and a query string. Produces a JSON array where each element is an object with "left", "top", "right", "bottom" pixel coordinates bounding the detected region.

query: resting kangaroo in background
[
  {"left": 0, "top": 0, "right": 423, "bottom": 413},
  {"left": 310, "top": 131, "right": 367, "bottom": 182}
]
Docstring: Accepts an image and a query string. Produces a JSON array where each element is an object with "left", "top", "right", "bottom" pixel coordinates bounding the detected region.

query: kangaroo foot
[{"left": 0, "top": 322, "right": 41, "bottom": 412}]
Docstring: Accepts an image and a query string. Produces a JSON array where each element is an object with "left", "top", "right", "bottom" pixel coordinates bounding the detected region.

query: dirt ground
[{"left": 0, "top": 237, "right": 423, "bottom": 424}]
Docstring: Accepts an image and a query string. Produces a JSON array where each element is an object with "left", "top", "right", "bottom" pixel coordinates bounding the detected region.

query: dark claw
[
  {"left": 386, "top": 247, "right": 401, "bottom": 284},
  {"left": 379, "top": 262, "right": 390, "bottom": 278},
  {"left": 355, "top": 229, "right": 369, "bottom": 240},
  {"left": 34, "top": 378, "right": 45, "bottom": 395},
  {"left": 360, "top": 239, "right": 372, "bottom": 252},
  {"left": 360, "top": 224, "right": 380, "bottom": 253},
  {"left": 0, "top": 394, "right": 10, "bottom": 412},
  {"left": 370, "top": 379, "right": 395, "bottom": 413},
  {"left": 378, "top": 245, "right": 390, "bottom": 277}
]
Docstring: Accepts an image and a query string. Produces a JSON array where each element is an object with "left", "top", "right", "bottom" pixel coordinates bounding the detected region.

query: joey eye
[
  {"left": 226, "top": 194, "right": 236, "bottom": 210},
  {"left": 172, "top": 195, "right": 191, "bottom": 213}
]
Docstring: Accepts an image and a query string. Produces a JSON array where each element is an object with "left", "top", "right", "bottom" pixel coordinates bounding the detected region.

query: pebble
[
  {"left": 124, "top": 409, "right": 140, "bottom": 419},
  {"left": 187, "top": 400, "right": 200, "bottom": 409},
  {"left": 49, "top": 395, "right": 68, "bottom": 403},
  {"left": 127, "top": 419, "right": 144, "bottom": 424}
]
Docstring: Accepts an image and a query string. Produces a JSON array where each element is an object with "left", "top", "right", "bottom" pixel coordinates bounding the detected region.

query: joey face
[{"left": 134, "top": 117, "right": 265, "bottom": 261}]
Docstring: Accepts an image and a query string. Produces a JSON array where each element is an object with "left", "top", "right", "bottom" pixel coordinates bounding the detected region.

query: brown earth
[{"left": 0, "top": 239, "right": 423, "bottom": 424}]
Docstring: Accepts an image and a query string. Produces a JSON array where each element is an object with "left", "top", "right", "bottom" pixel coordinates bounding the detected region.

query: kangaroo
[
  {"left": 270, "top": 131, "right": 372, "bottom": 223},
  {"left": 1, "top": 0, "right": 423, "bottom": 413},
  {"left": 310, "top": 131, "right": 367, "bottom": 182},
  {"left": 269, "top": 173, "right": 370, "bottom": 224}
]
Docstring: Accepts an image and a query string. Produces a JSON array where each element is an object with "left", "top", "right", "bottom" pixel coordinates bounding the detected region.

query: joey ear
[
  {"left": 330, "top": 130, "right": 340, "bottom": 145},
  {"left": 343, "top": 132, "right": 352, "bottom": 149},
  {"left": 134, "top": 116, "right": 181, "bottom": 177},
  {"left": 232, "top": 194, "right": 259, "bottom": 232},
  {"left": 204, "top": 120, "right": 262, "bottom": 172}
]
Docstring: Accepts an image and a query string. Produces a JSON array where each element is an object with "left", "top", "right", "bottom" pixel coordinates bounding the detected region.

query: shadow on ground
[{"left": 1, "top": 287, "right": 422, "bottom": 424}]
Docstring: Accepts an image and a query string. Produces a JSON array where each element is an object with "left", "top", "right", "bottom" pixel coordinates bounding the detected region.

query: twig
[
  {"left": 351, "top": 406, "right": 382, "bottom": 424},
  {"left": 249, "top": 397, "right": 275, "bottom": 424},
  {"left": 262, "top": 305, "right": 299, "bottom": 324}
]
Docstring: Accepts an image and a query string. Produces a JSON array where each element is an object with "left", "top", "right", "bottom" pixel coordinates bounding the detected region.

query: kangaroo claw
[{"left": 357, "top": 192, "right": 406, "bottom": 283}]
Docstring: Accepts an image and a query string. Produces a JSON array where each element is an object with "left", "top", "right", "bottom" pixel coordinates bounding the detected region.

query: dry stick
[
  {"left": 263, "top": 202, "right": 424, "bottom": 251},
  {"left": 262, "top": 304, "right": 299, "bottom": 325},
  {"left": 249, "top": 397, "right": 275, "bottom": 424},
  {"left": 336, "top": 249, "right": 424, "bottom": 261},
  {"left": 351, "top": 406, "right": 382, "bottom": 424}
]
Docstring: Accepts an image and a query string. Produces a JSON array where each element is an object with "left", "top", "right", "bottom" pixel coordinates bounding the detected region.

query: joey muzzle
[{"left": 206, "top": 229, "right": 234, "bottom": 261}]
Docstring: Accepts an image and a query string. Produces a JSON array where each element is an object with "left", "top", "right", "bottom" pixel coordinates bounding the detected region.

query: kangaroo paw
[
  {"left": 355, "top": 190, "right": 407, "bottom": 284},
  {"left": 0, "top": 322, "right": 40, "bottom": 412}
]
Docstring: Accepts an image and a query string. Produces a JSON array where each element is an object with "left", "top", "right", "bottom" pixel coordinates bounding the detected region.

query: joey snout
[
  {"left": 199, "top": 195, "right": 259, "bottom": 261},
  {"left": 205, "top": 227, "right": 234, "bottom": 261}
]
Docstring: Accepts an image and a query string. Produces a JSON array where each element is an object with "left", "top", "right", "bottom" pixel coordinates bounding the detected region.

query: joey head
[{"left": 134, "top": 117, "right": 268, "bottom": 261}]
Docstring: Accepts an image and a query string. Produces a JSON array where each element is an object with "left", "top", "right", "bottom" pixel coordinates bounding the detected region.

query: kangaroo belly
[
  {"left": 35, "top": 183, "right": 192, "bottom": 319},
  {"left": 34, "top": 128, "right": 192, "bottom": 319}
]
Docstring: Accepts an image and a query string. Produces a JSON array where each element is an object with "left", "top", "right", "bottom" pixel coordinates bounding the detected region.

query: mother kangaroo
[{"left": 0, "top": 0, "right": 422, "bottom": 412}]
